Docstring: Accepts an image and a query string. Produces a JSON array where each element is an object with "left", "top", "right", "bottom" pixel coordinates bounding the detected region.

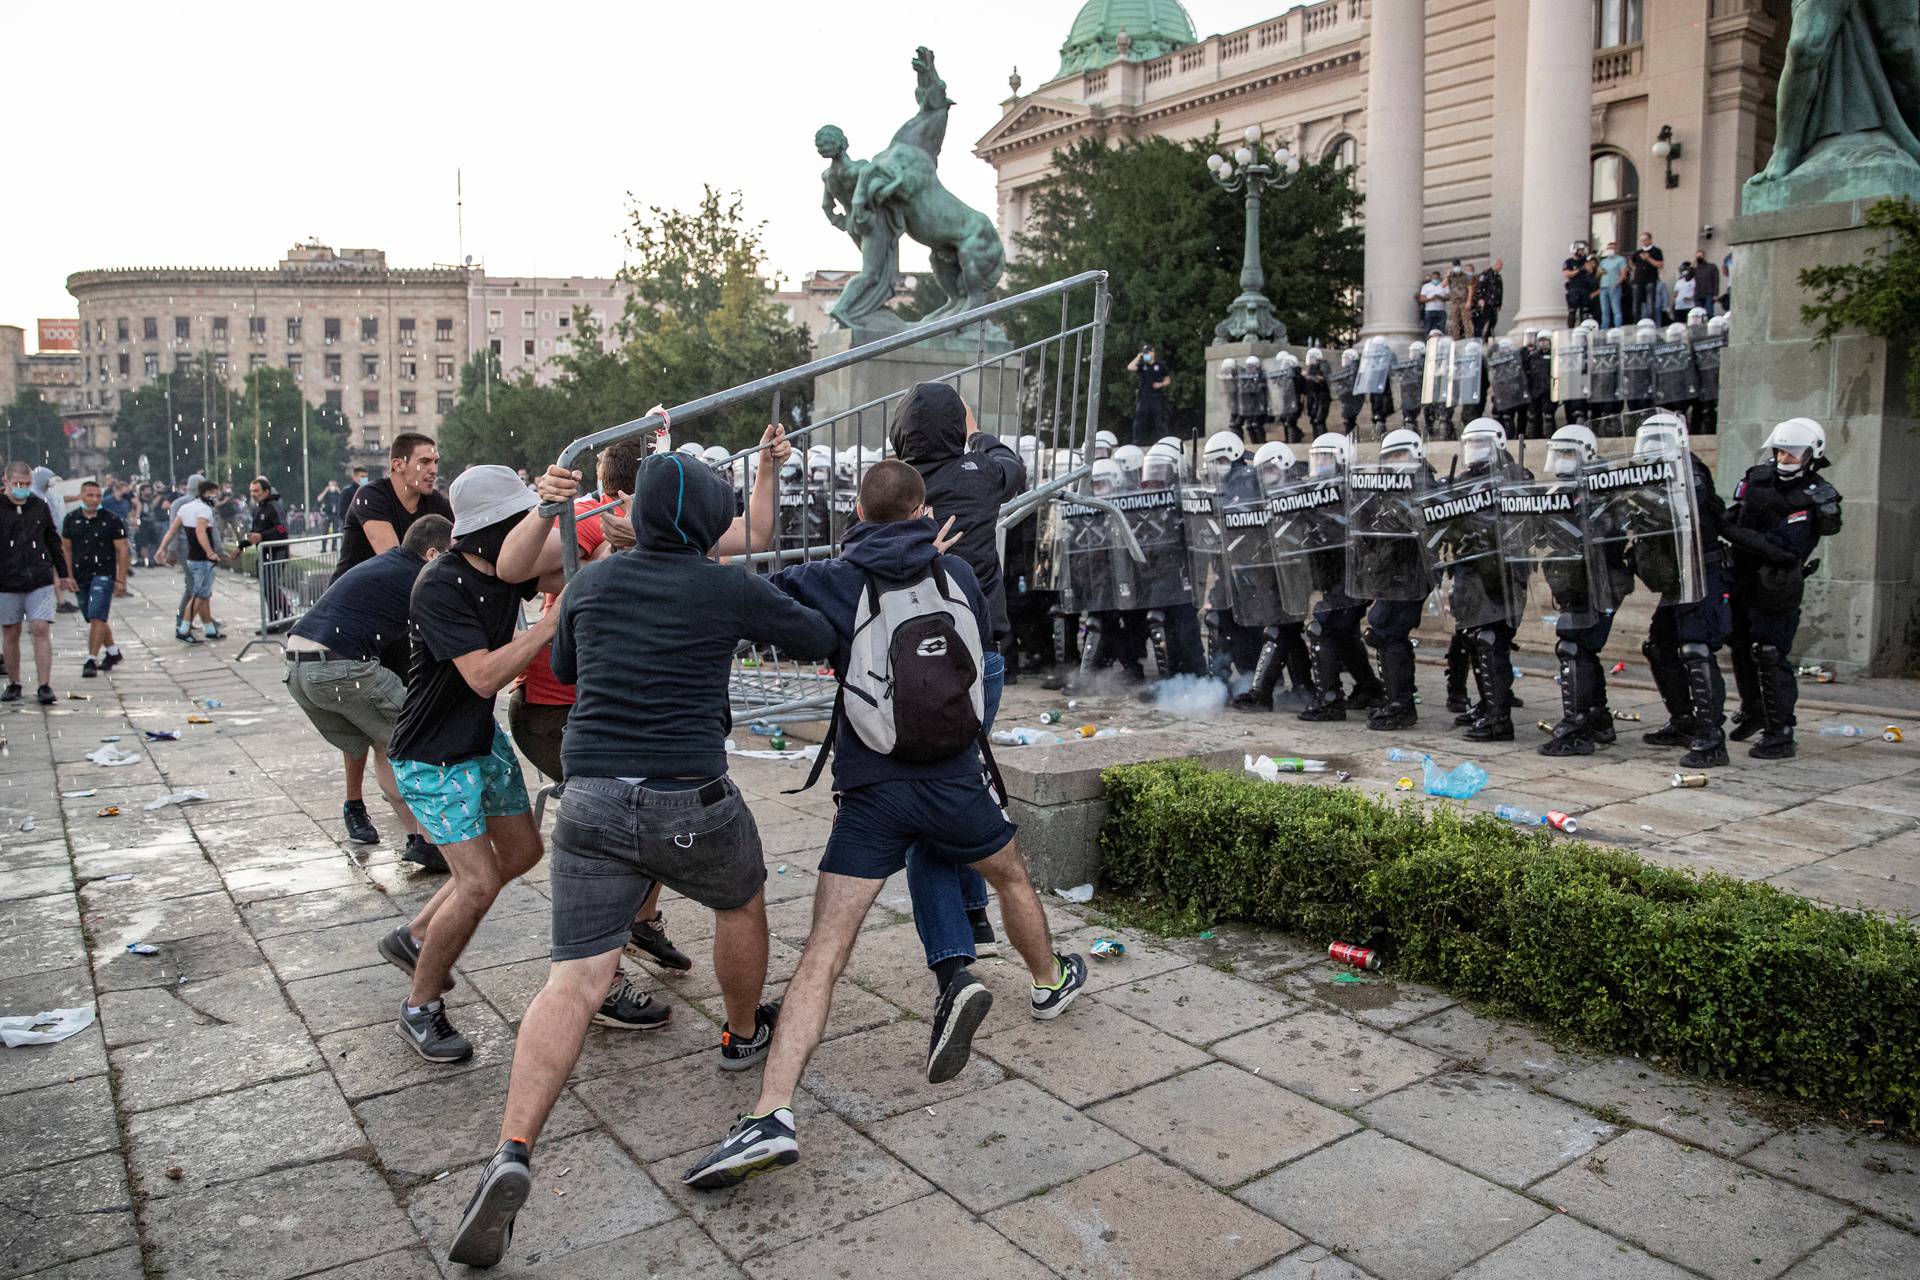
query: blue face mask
[{"left": 8, "top": 486, "right": 31, "bottom": 502}]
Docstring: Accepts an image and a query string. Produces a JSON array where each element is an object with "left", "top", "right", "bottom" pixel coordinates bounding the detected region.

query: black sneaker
[
  {"left": 37, "top": 685, "right": 56, "bottom": 706},
  {"left": 402, "top": 833, "right": 448, "bottom": 873},
  {"left": 594, "top": 973, "right": 670, "bottom": 1030},
  {"left": 0, "top": 683, "right": 20, "bottom": 702},
  {"left": 624, "top": 913, "right": 692, "bottom": 972},
  {"left": 396, "top": 998, "right": 472, "bottom": 1063},
  {"left": 447, "top": 1139, "right": 532, "bottom": 1269},
  {"left": 342, "top": 800, "right": 379, "bottom": 845},
  {"left": 82, "top": 659, "right": 99, "bottom": 679},
  {"left": 681, "top": 1108, "right": 798, "bottom": 1190},
  {"left": 375, "top": 925, "right": 454, "bottom": 991},
  {"left": 1030, "top": 952, "right": 1089, "bottom": 1021},
  {"left": 100, "top": 651, "right": 122, "bottom": 672},
  {"left": 204, "top": 622, "right": 224, "bottom": 640},
  {"left": 175, "top": 629, "right": 200, "bottom": 645},
  {"left": 968, "top": 907, "right": 1000, "bottom": 959},
  {"left": 928, "top": 970, "right": 993, "bottom": 1084},
  {"left": 719, "top": 1000, "right": 780, "bottom": 1071}
]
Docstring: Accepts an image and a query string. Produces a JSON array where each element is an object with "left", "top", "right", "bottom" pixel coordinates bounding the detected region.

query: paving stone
[
  {"left": 0, "top": 861, "right": 73, "bottom": 902},
  {"left": 0, "top": 1076, "right": 118, "bottom": 1173},
  {"left": 696, "top": 975, "right": 900, "bottom": 1043},
  {"left": 1767, "top": 859, "right": 1920, "bottom": 918},
  {"left": 1777, "top": 1218, "right": 1920, "bottom": 1279},
  {"left": 1453, "top": 1215, "right": 1694, "bottom": 1279},
  {"left": 143, "top": 1158, "right": 417, "bottom": 1280},
  {"left": 241, "top": 883, "right": 401, "bottom": 937},
  {"left": 637, "top": 935, "right": 802, "bottom": 1001},
  {"left": 1095, "top": 960, "right": 1300, "bottom": 1045},
  {"left": 867, "top": 1078, "right": 1136, "bottom": 1213},
  {"left": 1213, "top": 1008, "right": 1449, "bottom": 1108},
  {"left": 0, "top": 1154, "right": 136, "bottom": 1280},
  {"left": 1392, "top": 1004, "right": 1593, "bottom": 1083},
  {"left": 574, "top": 1049, "right": 776, "bottom": 1163},
  {"left": 408, "top": 1130, "right": 678, "bottom": 1264},
  {"left": 1236, "top": 1131, "right": 1547, "bottom": 1280},
  {"left": 976, "top": 999, "right": 1211, "bottom": 1108},
  {"left": 286, "top": 961, "right": 483, "bottom": 1035},
  {"left": 802, "top": 1018, "right": 1006, "bottom": 1126},
  {"left": 1533, "top": 1129, "right": 1852, "bottom": 1280},
  {"left": 1741, "top": 1124, "right": 1920, "bottom": 1229},
  {"left": 0, "top": 892, "right": 86, "bottom": 979},
  {"left": 17, "top": 1247, "right": 146, "bottom": 1280},
  {"left": 448, "top": 1219, "right": 751, "bottom": 1280},
  {"left": 1360, "top": 1071, "right": 1620, "bottom": 1187},
  {"left": 87, "top": 925, "right": 262, "bottom": 993},
  {"left": 1731, "top": 801, "right": 1915, "bottom": 853},
  {"left": 354, "top": 1064, "right": 593, "bottom": 1179},
  {"left": 441, "top": 903, "right": 553, "bottom": 973},
  {"left": 566, "top": 989, "right": 721, "bottom": 1081},
  {"left": 110, "top": 1019, "right": 325, "bottom": 1113},
  {"left": 1087, "top": 1060, "right": 1358, "bottom": 1187},
  {"left": 96, "top": 965, "right": 300, "bottom": 1048},
  {"left": 1544, "top": 1056, "right": 1777, "bottom": 1157},
  {"left": 0, "top": 967, "right": 107, "bottom": 1096},
  {"left": 1045, "top": 921, "right": 1195, "bottom": 995},
  {"left": 1826, "top": 777, "right": 1920, "bottom": 818},
  {"left": 987, "top": 1152, "right": 1299, "bottom": 1279},
  {"left": 1241, "top": 1246, "right": 1378, "bottom": 1280},
  {"left": 224, "top": 854, "right": 370, "bottom": 904},
  {"left": 260, "top": 917, "right": 422, "bottom": 984},
  {"left": 1290, "top": 964, "right": 1457, "bottom": 1031},
  {"left": 318, "top": 1000, "right": 515, "bottom": 1101},
  {"left": 75, "top": 850, "right": 225, "bottom": 901},
  {"left": 745, "top": 1192, "right": 1050, "bottom": 1279},
  {"left": 649, "top": 1107, "right": 932, "bottom": 1260},
  {"left": 127, "top": 1072, "right": 364, "bottom": 1197}
]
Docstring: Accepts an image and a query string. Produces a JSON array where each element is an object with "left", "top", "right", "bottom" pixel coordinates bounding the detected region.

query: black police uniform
[
  {"left": 1362, "top": 460, "right": 1438, "bottom": 730},
  {"left": 1643, "top": 453, "right": 1733, "bottom": 767},
  {"left": 1131, "top": 355, "right": 1171, "bottom": 446}
]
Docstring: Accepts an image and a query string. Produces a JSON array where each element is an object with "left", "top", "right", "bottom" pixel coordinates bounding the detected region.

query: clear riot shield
[
  {"left": 775, "top": 483, "right": 818, "bottom": 553},
  {"left": 1653, "top": 339, "right": 1697, "bottom": 407},
  {"left": 1692, "top": 333, "right": 1724, "bottom": 404},
  {"left": 1219, "top": 490, "right": 1301, "bottom": 625},
  {"left": 1486, "top": 348, "right": 1528, "bottom": 414},
  {"left": 1620, "top": 337, "right": 1654, "bottom": 403},
  {"left": 1234, "top": 368, "right": 1270, "bottom": 420},
  {"left": 1499, "top": 473, "right": 1608, "bottom": 634},
  {"left": 1265, "top": 361, "right": 1299, "bottom": 420},
  {"left": 1419, "top": 470, "right": 1513, "bottom": 632},
  {"left": 1329, "top": 362, "right": 1359, "bottom": 407},
  {"left": 1054, "top": 498, "right": 1136, "bottom": 614},
  {"left": 1392, "top": 358, "right": 1424, "bottom": 424},
  {"left": 1420, "top": 336, "right": 1454, "bottom": 409},
  {"left": 1551, "top": 330, "right": 1589, "bottom": 403},
  {"left": 1269, "top": 471, "right": 1349, "bottom": 610},
  {"left": 1030, "top": 502, "right": 1059, "bottom": 598},
  {"left": 1181, "top": 487, "right": 1229, "bottom": 614},
  {"left": 1525, "top": 344, "right": 1553, "bottom": 403},
  {"left": 827, "top": 489, "right": 859, "bottom": 544},
  {"left": 1344, "top": 462, "right": 1433, "bottom": 601},
  {"left": 1585, "top": 415, "right": 1706, "bottom": 607},
  {"left": 1113, "top": 486, "right": 1191, "bottom": 610},
  {"left": 1448, "top": 340, "right": 1485, "bottom": 408},
  {"left": 1355, "top": 343, "right": 1391, "bottom": 396},
  {"left": 1587, "top": 340, "right": 1620, "bottom": 406}
]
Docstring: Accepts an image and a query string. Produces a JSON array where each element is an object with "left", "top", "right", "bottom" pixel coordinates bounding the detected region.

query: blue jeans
[
  {"left": 904, "top": 648, "right": 1004, "bottom": 967},
  {"left": 1599, "top": 285, "right": 1623, "bottom": 329}
]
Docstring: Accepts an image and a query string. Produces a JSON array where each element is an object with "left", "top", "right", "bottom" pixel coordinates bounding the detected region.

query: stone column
[
  {"left": 1359, "top": 0, "right": 1424, "bottom": 344},
  {"left": 1512, "top": 0, "right": 1592, "bottom": 334}
]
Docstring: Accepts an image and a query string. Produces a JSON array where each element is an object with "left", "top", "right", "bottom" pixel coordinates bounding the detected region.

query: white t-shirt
[
  {"left": 174, "top": 498, "right": 215, "bottom": 561},
  {"left": 1674, "top": 277, "right": 1697, "bottom": 307},
  {"left": 1420, "top": 281, "right": 1448, "bottom": 308}
]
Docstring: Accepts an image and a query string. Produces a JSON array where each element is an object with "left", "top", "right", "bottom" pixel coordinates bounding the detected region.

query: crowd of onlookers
[{"left": 1562, "top": 234, "right": 1728, "bottom": 329}]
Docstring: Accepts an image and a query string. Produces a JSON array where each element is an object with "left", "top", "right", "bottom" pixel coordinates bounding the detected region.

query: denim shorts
[
  {"left": 393, "top": 725, "right": 531, "bottom": 846},
  {"left": 821, "top": 775, "right": 1015, "bottom": 881},
  {"left": 185, "top": 560, "right": 216, "bottom": 599},
  {"left": 78, "top": 576, "right": 115, "bottom": 623},
  {"left": 549, "top": 775, "right": 763, "bottom": 961}
]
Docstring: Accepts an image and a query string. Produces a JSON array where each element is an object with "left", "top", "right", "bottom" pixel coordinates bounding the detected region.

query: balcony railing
[{"left": 1594, "top": 44, "right": 1641, "bottom": 87}]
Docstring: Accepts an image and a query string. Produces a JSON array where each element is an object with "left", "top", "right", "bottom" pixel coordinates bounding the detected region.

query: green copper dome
[{"left": 1055, "top": 0, "right": 1198, "bottom": 79}]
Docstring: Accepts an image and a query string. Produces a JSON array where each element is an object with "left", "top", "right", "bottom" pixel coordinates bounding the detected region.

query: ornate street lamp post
[{"left": 1207, "top": 124, "right": 1302, "bottom": 344}]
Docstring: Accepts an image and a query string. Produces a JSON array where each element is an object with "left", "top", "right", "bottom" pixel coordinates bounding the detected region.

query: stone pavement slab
[
  {"left": 353, "top": 1064, "right": 596, "bottom": 1180},
  {"left": 1777, "top": 1218, "right": 1920, "bottom": 1278},
  {"left": 0, "top": 892, "right": 86, "bottom": 979},
  {"left": 126, "top": 1072, "right": 365, "bottom": 1197},
  {"left": 1392, "top": 1004, "right": 1592, "bottom": 1083},
  {"left": 0, "top": 1153, "right": 138, "bottom": 1280},
  {"left": 977, "top": 998, "right": 1213, "bottom": 1108},
  {"left": 2, "top": 1076, "right": 120, "bottom": 1175},
  {"left": 1533, "top": 1129, "right": 1851, "bottom": 1280},
  {"left": 1097, "top": 957, "right": 1301, "bottom": 1045},
  {"left": 802, "top": 1018, "right": 1007, "bottom": 1126},
  {"left": 1243, "top": 1246, "right": 1378, "bottom": 1280},
  {"left": 744, "top": 1193, "right": 1052, "bottom": 1280},
  {"left": 987, "top": 1152, "right": 1302, "bottom": 1280},
  {"left": 575, "top": 1052, "right": 791, "bottom": 1166},
  {"left": 1544, "top": 1056, "right": 1777, "bottom": 1157},
  {"left": 20, "top": 1248, "right": 147, "bottom": 1280},
  {"left": 1214, "top": 1008, "right": 1449, "bottom": 1107},
  {"left": 317, "top": 1001, "right": 516, "bottom": 1101},
  {"left": 142, "top": 1158, "right": 417, "bottom": 1280},
  {"left": 449, "top": 1219, "right": 749, "bottom": 1280},
  {"left": 109, "top": 1018, "right": 326, "bottom": 1113},
  {"left": 1237, "top": 1130, "right": 1548, "bottom": 1280},
  {"left": 1452, "top": 1216, "right": 1692, "bottom": 1280},
  {"left": 0, "top": 967, "right": 107, "bottom": 1096},
  {"left": 1740, "top": 1124, "right": 1920, "bottom": 1229},
  {"left": 1360, "top": 1072, "right": 1619, "bottom": 1187}
]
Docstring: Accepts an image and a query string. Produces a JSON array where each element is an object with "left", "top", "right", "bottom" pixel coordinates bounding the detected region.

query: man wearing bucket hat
[{"left": 385, "top": 465, "right": 567, "bottom": 1065}]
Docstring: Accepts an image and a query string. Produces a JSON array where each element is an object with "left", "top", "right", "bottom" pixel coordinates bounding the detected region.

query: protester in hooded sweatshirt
[{"left": 1, "top": 460, "right": 71, "bottom": 705}]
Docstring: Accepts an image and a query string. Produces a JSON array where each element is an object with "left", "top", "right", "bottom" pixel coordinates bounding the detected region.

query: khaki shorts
[{"left": 285, "top": 657, "right": 405, "bottom": 755}]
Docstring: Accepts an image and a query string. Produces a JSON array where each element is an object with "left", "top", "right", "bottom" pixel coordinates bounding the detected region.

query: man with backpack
[{"left": 679, "top": 459, "right": 1087, "bottom": 1192}]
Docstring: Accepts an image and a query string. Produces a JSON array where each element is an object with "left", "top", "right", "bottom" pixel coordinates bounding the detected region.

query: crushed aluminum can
[
  {"left": 1612, "top": 710, "right": 1642, "bottom": 722},
  {"left": 1671, "top": 773, "right": 1709, "bottom": 789},
  {"left": 186, "top": 714, "right": 212, "bottom": 725},
  {"left": 1884, "top": 726, "right": 1905, "bottom": 744},
  {"left": 145, "top": 730, "right": 180, "bottom": 741},
  {"left": 1545, "top": 810, "right": 1579, "bottom": 834},
  {"left": 1537, "top": 720, "right": 1555, "bottom": 733},
  {"left": 1611, "top": 661, "right": 1627, "bottom": 674},
  {"left": 1328, "top": 941, "right": 1380, "bottom": 970},
  {"left": 97, "top": 806, "right": 121, "bottom": 818},
  {"left": 127, "top": 942, "right": 158, "bottom": 955},
  {"left": 1089, "top": 938, "right": 1126, "bottom": 960}
]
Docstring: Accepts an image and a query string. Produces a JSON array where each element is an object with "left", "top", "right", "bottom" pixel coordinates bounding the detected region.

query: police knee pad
[
  {"left": 1364, "top": 627, "right": 1388, "bottom": 652},
  {"left": 1752, "top": 642, "right": 1785, "bottom": 667},
  {"left": 1678, "top": 641, "right": 1713, "bottom": 664},
  {"left": 1641, "top": 638, "right": 1663, "bottom": 664},
  {"left": 1468, "top": 625, "right": 1504, "bottom": 650},
  {"left": 1305, "top": 618, "right": 1326, "bottom": 642},
  {"left": 1554, "top": 637, "right": 1583, "bottom": 663}
]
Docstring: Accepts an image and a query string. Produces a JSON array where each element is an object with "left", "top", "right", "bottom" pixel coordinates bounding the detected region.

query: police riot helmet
[
  {"left": 806, "top": 443, "right": 833, "bottom": 481},
  {"left": 1707, "top": 315, "right": 1729, "bottom": 337},
  {"left": 1496, "top": 337, "right": 1514, "bottom": 351},
  {"left": 1306, "top": 346, "right": 1326, "bottom": 365},
  {"left": 1762, "top": 417, "right": 1826, "bottom": 479},
  {"left": 1244, "top": 354, "right": 1263, "bottom": 368},
  {"left": 1089, "top": 457, "right": 1123, "bottom": 496},
  {"left": 1308, "top": 432, "right": 1353, "bottom": 477},
  {"left": 1142, "top": 441, "right": 1184, "bottom": 488},
  {"left": 1156, "top": 435, "right": 1182, "bottom": 453},
  {"left": 1273, "top": 350, "right": 1300, "bottom": 371},
  {"left": 1218, "top": 358, "right": 1238, "bottom": 379},
  {"left": 1460, "top": 417, "right": 1507, "bottom": 469},
  {"left": 1341, "top": 347, "right": 1359, "bottom": 366},
  {"left": 1546, "top": 424, "right": 1599, "bottom": 478},
  {"left": 1203, "top": 431, "right": 1246, "bottom": 485},
  {"left": 1408, "top": 339, "right": 1426, "bottom": 359},
  {"left": 1607, "top": 327, "right": 1627, "bottom": 345},
  {"left": 1379, "top": 428, "right": 1426, "bottom": 464},
  {"left": 1634, "top": 411, "right": 1688, "bottom": 460},
  {"left": 675, "top": 441, "right": 704, "bottom": 458},
  {"left": 1093, "top": 429, "right": 1119, "bottom": 460},
  {"left": 1687, "top": 306, "right": 1708, "bottom": 326},
  {"left": 1580, "top": 317, "right": 1600, "bottom": 333},
  {"left": 702, "top": 445, "right": 731, "bottom": 470},
  {"left": 1112, "top": 444, "right": 1145, "bottom": 486},
  {"left": 1664, "top": 322, "right": 1688, "bottom": 342},
  {"left": 1252, "top": 440, "right": 1296, "bottom": 492},
  {"left": 1520, "top": 327, "right": 1537, "bottom": 345}
]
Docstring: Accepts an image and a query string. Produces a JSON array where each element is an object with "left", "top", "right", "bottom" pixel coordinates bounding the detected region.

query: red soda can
[
  {"left": 1545, "top": 810, "right": 1579, "bottom": 834},
  {"left": 1328, "top": 941, "right": 1380, "bottom": 970}
]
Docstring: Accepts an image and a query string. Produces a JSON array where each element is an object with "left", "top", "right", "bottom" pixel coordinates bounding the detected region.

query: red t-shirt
[{"left": 518, "top": 498, "right": 607, "bottom": 705}]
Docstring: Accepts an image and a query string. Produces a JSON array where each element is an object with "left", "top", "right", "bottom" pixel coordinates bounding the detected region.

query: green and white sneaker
[{"left": 1029, "top": 952, "right": 1088, "bottom": 1021}]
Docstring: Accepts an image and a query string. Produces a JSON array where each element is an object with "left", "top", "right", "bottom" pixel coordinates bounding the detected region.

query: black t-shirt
[
  {"left": 292, "top": 546, "right": 424, "bottom": 674},
  {"left": 332, "top": 480, "right": 453, "bottom": 582},
  {"left": 388, "top": 553, "right": 536, "bottom": 765},
  {"left": 1136, "top": 358, "right": 1169, "bottom": 400},
  {"left": 1633, "top": 244, "right": 1663, "bottom": 284},
  {"left": 62, "top": 508, "right": 127, "bottom": 580}
]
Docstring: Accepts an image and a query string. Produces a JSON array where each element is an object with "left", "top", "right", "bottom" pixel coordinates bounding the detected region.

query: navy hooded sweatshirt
[
  {"left": 768, "top": 518, "right": 993, "bottom": 792},
  {"left": 888, "top": 383, "right": 1025, "bottom": 643},
  {"left": 552, "top": 452, "right": 835, "bottom": 780}
]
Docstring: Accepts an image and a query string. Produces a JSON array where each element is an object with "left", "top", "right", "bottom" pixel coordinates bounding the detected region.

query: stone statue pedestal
[
  {"left": 1199, "top": 339, "right": 1288, "bottom": 439},
  {"left": 1721, "top": 197, "right": 1917, "bottom": 675},
  {"left": 811, "top": 326, "right": 1021, "bottom": 448}
]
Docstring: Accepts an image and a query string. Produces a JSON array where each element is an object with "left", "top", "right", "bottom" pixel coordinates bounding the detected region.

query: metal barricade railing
[
  {"left": 235, "top": 535, "right": 340, "bottom": 659},
  {"left": 542, "top": 272, "right": 1112, "bottom": 725}
]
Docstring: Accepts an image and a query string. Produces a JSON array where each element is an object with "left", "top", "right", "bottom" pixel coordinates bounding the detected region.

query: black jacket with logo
[{"left": 0, "top": 494, "right": 67, "bottom": 593}]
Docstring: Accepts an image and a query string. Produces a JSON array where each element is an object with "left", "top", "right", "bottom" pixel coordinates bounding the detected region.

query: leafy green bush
[{"left": 1102, "top": 760, "right": 1920, "bottom": 1129}]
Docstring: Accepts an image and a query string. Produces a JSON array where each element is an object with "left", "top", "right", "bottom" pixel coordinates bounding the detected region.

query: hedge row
[{"left": 1100, "top": 760, "right": 1920, "bottom": 1129}]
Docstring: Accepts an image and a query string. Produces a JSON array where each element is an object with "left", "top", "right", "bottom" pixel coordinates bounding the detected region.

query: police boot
[
  {"left": 1366, "top": 632, "right": 1419, "bottom": 731},
  {"left": 1748, "top": 642, "right": 1798, "bottom": 760},
  {"left": 1231, "top": 629, "right": 1284, "bottom": 712},
  {"left": 1728, "top": 636, "right": 1763, "bottom": 741},
  {"left": 1640, "top": 637, "right": 1696, "bottom": 747},
  {"left": 1540, "top": 638, "right": 1594, "bottom": 756},
  {"left": 1202, "top": 611, "right": 1233, "bottom": 684},
  {"left": 1586, "top": 653, "right": 1618, "bottom": 745},
  {"left": 1340, "top": 633, "right": 1388, "bottom": 709},
  {"left": 1067, "top": 613, "right": 1107, "bottom": 691},
  {"left": 1145, "top": 610, "right": 1173, "bottom": 682},
  {"left": 1463, "top": 628, "right": 1515, "bottom": 742},
  {"left": 1445, "top": 631, "right": 1472, "bottom": 716},
  {"left": 1677, "top": 642, "right": 1730, "bottom": 768},
  {"left": 1297, "top": 623, "right": 1348, "bottom": 721}
]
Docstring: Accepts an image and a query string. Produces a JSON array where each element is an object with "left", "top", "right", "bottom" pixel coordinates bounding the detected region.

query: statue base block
[
  {"left": 811, "top": 326, "right": 1020, "bottom": 448},
  {"left": 1741, "top": 132, "right": 1920, "bottom": 216}
]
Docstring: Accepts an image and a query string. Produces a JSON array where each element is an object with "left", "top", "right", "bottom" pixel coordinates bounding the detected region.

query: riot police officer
[
  {"left": 1270, "top": 351, "right": 1305, "bottom": 443},
  {"left": 1435, "top": 417, "right": 1524, "bottom": 741},
  {"left": 1335, "top": 349, "right": 1364, "bottom": 434},
  {"left": 1395, "top": 341, "right": 1426, "bottom": 433},
  {"left": 1355, "top": 428, "right": 1434, "bottom": 730},
  {"left": 1228, "top": 440, "right": 1313, "bottom": 710},
  {"left": 1292, "top": 433, "right": 1385, "bottom": 721},
  {"left": 1536, "top": 424, "right": 1632, "bottom": 756},
  {"left": 1724, "top": 418, "right": 1843, "bottom": 759},
  {"left": 1303, "top": 347, "right": 1332, "bottom": 434},
  {"left": 1524, "top": 329, "right": 1555, "bottom": 438}
]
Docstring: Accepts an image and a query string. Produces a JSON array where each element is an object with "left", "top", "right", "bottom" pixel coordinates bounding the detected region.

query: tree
[
  {"left": 106, "top": 357, "right": 224, "bottom": 484},
  {"left": 436, "top": 350, "right": 569, "bottom": 477},
  {"left": 2, "top": 391, "right": 67, "bottom": 471},
  {"left": 1008, "top": 132, "right": 1364, "bottom": 432},
  {"left": 1799, "top": 196, "right": 1920, "bottom": 409},
  {"left": 225, "top": 366, "right": 350, "bottom": 500}
]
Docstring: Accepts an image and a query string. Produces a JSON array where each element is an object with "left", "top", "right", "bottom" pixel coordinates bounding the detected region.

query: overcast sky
[{"left": 2, "top": 1, "right": 1297, "bottom": 346}]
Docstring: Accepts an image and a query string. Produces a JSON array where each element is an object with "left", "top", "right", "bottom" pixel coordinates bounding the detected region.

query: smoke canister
[
  {"left": 1671, "top": 773, "right": 1709, "bottom": 788},
  {"left": 1328, "top": 941, "right": 1380, "bottom": 970}
]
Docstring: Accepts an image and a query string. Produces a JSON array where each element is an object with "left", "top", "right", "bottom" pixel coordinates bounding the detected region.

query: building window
[
  {"left": 175, "top": 316, "right": 191, "bottom": 341},
  {"left": 361, "top": 316, "right": 378, "bottom": 342},
  {"left": 95, "top": 319, "right": 106, "bottom": 344},
  {"left": 1594, "top": 0, "right": 1642, "bottom": 49},
  {"left": 325, "top": 353, "right": 343, "bottom": 381},
  {"left": 287, "top": 317, "right": 303, "bottom": 343},
  {"left": 287, "top": 353, "right": 303, "bottom": 379},
  {"left": 362, "top": 354, "right": 379, "bottom": 378},
  {"left": 175, "top": 354, "right": 193, "bottom": 373},
  {"left": 437, "top": 391, "right": 454, "bottom": 414},
  {"left": 143, "top": 317, "right": 158, "bottom": 341},
  {"left": 249, "top": 315, "right": 266, "bottom": 342},
  {"left": 400, "top": 390, "right": 417, "bottom": 415},
  {"left": 522, "top": 309, "right": 536, "bottom": 328},
  {"left": 212, "top": 316, "right": 228, "bottom": 341},
  {"left": 523, "top": 338, "right": 536, "bottom": 357},
  {"left": 557, "top": 312, "right": 570, "bottom": 329},
  {"left": 489, "top": 337, "right": 502, "bottom": 356},
  {"left": 436, "top": 317, "right": 454, "bottom": 341},
  {"left": 97, "top": 355, "right": 108, "bottom": 378},
  {"left": 118, "top": 353, "right": 130, "bottom": 377},
  {"left": 400, "top": 356, "right": 418, "bottom": 381},
  {"left": 250, "top": 353, "right": 268, "bottom": 372},
  {"left": 325, "top": 390, "right": 343, "bottom": 412},
  {"left": 117, "top": 317, "right": 129, "bottom": 342},
  {"left": 488, "top": 308, "right": 503, "bottom": 331},
  {"left": 1590, "top": 150, "right": 1640, "bottom": 255},
  {"left": 363, "top": 390, "right": 380, "bottom": 415},
  {"left": 399, "top": 317, "right": 416, "bottom": 344},
  {"left": 143, "top": 352, "right": 159, "bottom": 377},
  {"left": 213, "top": 355, "right": 229, "bottom": 377},
  {"left": 324, "top": 317, "right": 341, "bottom": 344},
  {"left": 436, "top": 355, "right": 455, "bottom": 380}
]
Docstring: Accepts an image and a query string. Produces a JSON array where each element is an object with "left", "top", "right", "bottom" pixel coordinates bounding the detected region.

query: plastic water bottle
[
  {"left": 1495, "top": 804, "right": 1545, "bottom": 825},
  {"left": 991, "top": 727, "right": 1064, "bottom": 747},
  {"left": 1818, "top": 724, "right": 1867, "bottom": 737},
  {"left": 1385, "top": 747, "right": 1425, "bottom": 764}
]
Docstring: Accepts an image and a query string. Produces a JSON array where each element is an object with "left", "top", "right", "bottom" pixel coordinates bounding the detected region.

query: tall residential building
[
  {"left": 1, "top": 324, "right": 86, "bottom": 466},
  {"left": 469, "top": 274, "right": 629, "bottom": 384}
]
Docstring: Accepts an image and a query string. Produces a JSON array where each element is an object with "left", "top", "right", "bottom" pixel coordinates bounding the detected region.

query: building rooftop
[{"left": 1056, "top": 0, "right": 1198, "bottom": 78}]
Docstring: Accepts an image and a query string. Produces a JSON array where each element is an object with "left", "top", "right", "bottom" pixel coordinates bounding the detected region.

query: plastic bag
[
  {"left": 1422, "top": 755, "right": 1489, "bottom": 799},
  {"left": 1, "top": 1006, "right": 97, "bottom": 1047}
]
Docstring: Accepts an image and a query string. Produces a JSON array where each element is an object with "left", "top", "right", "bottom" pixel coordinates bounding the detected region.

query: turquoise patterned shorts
[{"left": 393, "top": 725, "right": 530, "bottom": 846}]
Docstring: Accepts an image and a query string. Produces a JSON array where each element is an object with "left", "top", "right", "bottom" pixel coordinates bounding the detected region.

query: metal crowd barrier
[
  {"left": 235, "top": 534, "right": 341, "bottom": 659},
  {"left": 541, "top": 271, "right": 1112, "bottom": 726}
]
